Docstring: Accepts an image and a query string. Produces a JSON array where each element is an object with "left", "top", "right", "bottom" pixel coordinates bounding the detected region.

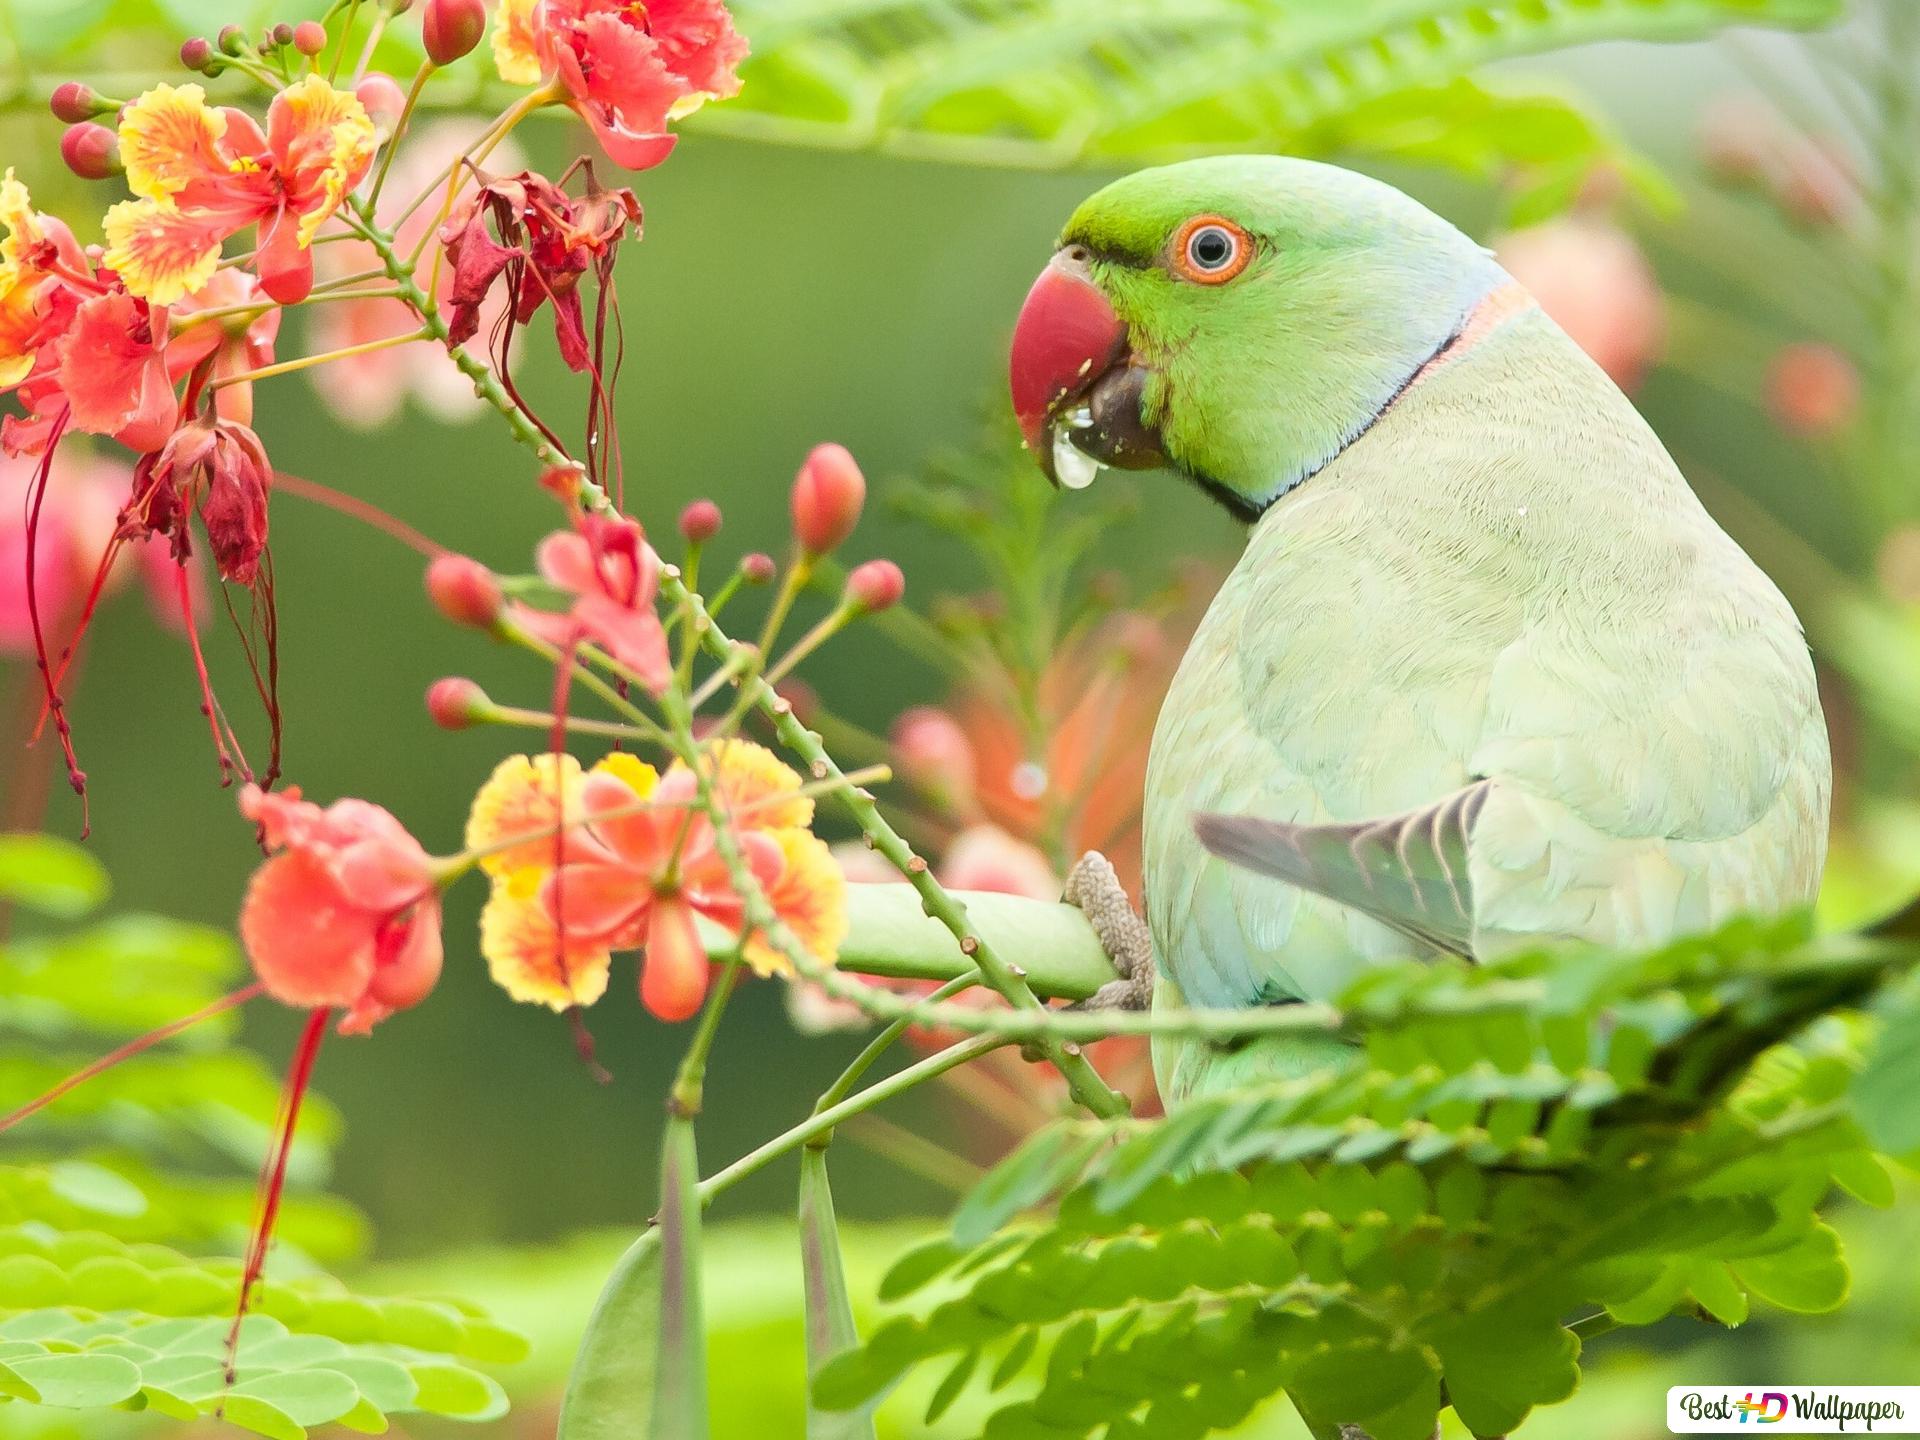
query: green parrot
[{"left": 1010, "top": 156, "right": 1831, "bottom": 1105}]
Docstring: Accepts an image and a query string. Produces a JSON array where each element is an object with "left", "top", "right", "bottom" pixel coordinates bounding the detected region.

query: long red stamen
[
  {"left": 178, "top": 561, "right": 242, "bottom": 787},
  {"left": 21, "top": 413, "right": 90, "bottom": 833},
  {"left": 273, "top": 472, "right": 446, "bottom": 558},
  {"left": 223, "top": 1006, "right": 330, "bottom": 1389},
  {"left": 0, "top": 982, "right": 265, "bottom": 1135}
]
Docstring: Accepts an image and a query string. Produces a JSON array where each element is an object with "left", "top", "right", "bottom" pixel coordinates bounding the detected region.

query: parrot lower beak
[{"left": 1008, "top": 249, "right": 1165, "bottom": 487}]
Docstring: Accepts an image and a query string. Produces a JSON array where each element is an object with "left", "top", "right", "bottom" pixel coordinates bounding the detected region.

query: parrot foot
[{"left": 1063, "top": 851, "right": 1154, "bottom": 1012}]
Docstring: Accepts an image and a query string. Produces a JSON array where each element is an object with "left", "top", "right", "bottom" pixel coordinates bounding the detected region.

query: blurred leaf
[
  {"left": 695, "top": 0, "right": 1840, "bottom": 180},
  {"left": 799, "top": 1147, "right": 875, "bottom": 1440},
  {"left": 0, "top": 836, "right": 107, "bottom": 921},
  {"left": 1854, "top": 989, "right": 1920, "bottom": 1153}
]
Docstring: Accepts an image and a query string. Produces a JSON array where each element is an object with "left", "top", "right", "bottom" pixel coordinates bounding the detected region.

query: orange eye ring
[{"left": 1169, "top": 215, "right": 1253, "bottom": 284}]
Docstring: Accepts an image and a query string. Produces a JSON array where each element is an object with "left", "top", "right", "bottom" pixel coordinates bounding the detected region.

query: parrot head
[{"left": 1008, "top": 155, "right": 1507, "bottom": 519}]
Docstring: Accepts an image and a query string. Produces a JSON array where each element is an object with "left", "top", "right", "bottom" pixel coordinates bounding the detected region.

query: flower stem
[
  {"left": 210, "top": 328, "right": 430, "bottom": 388},
  {"left": 695, "top": 1035, "right": 1003, "bottom": 1206}
]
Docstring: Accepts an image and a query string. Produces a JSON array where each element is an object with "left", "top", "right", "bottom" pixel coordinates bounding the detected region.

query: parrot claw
[{"left": 1063, "top": 852, "right": 1154, "bottom": 1012}]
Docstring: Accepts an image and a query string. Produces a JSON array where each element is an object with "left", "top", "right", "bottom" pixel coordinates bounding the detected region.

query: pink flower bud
[
  {"left": 891, "top": 705, "right": 975, "bottom": 812},
  {"left": 179, "top": 36, "right": 215, "bottom": 71},
  {"left": 422, "top": 0, "right": 487, "bottom": 65},
  {"left": 269, "top": 21, "right": 296, "bottom": 47},
  {"left": 742, "top": 552, "right": 775, "bottom": 585},
  {"left": 217, "top": 23, "right": 247, "bottom": 54},
  {"left": 790, "top": 443, "right": 866, "bottom": 555},
  {"left": 49, "top": 83, "right": 105, "bottom": 124},
  {"left": 355, "top": 72, "right": 408, "bottom": 137},
  {"left": 425, "top": 553, "right": 504, "bottom": 629},
  {"left": 1766, "top": 342, "right": 1859, "bottom": 438},
  {"left": 678, "top": 499, "right": 722, "bottom": 544},
  {"left": 426, "top": 676, "right": 490, "bottom": 730},
  {"left": 59, "top": 124, "right": 121, "bottom": 181},
  {"left": 846, "top": 559, "right": 904, "bottom": 613},
  {"left": 292, "top": 20, "right": 328, "bottom": 54}
]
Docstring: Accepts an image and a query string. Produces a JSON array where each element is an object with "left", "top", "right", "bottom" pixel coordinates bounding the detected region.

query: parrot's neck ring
[{"left": 1232, "top": 279, "right": 1534, "bottom": 523}]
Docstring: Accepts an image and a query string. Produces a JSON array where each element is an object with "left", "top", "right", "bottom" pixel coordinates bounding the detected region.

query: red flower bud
[
  {"left": 269, "top": 21, "right": 296, "bottom": 47},
  {"left": 790, "top": 443, "right": 866, "bottom": 555},
  {"left": 678, "top": 499, "right": 722, "bottom": 544},
  {"left": 49, "top": 83, "right": 106, "bottom": 124},
  {"left": 59, "top": 123, "right": 121, "bottom": 181},
  {"left": 846, "top": 559, "right": 904, "bottom": 613},
  {"left": 292, "top": 20, "right": 328, "bottom": 55},
  {"left": 741, "top": 552, "right": 775, "bottom": 585},
  {"left": 355, "top": 72, "right": 408, "bottom": 137},
  {"left": 179, "top": 36, "right": 216, "bottom": 71},
  {"left": 422, "top": 0, "right": 487, "bottom": 64},
  {"left": 425, "top": 553, "right": 504, "bottom": 629},
  {"left": 641, "top": 893, "right": 709, "bottom": 1022},
  {"left": 426, "top": 676, "right": 490, "bottom": 730}
]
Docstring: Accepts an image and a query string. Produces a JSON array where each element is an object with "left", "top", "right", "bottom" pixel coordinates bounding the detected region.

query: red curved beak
[{"left": 1008, "top": 253, "right": 1128, "bottom": 453}]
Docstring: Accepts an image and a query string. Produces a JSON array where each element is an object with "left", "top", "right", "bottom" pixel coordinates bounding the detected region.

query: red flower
[
  {"left": 238, "top": 784, "right": 444, "bottom": 1036},
  {"left": 492, "top": 0, "right": 748, "bottom": 171},
  {"left": 439, "top": 166, "right": 639, "bottom": 372},
  {"left": 514, "top": 512, "right": 670, "bottom": 690},
  {"left": 124, "top": 415, "right": 272, "bottom": 583}
]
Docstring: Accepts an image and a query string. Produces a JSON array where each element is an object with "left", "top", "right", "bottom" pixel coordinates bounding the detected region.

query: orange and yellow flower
[
  {"left": 467, "top": 740, "right": 846, "bottom": 1020},
  {"left": 104, "top": 77, "right": 376, "bottom": 307}
]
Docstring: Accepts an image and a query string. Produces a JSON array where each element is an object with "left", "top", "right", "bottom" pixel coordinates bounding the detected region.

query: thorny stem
[
  {"left": 662, "top": 572, "right": 1131, "bottom": 1117},
  {"left": 363, "top": 191, "right": 1126, "bottom": 1115}
]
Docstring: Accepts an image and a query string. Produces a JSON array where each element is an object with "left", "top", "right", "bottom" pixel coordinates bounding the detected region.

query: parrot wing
[{"left": 1192, "top": 781, "right": 1491, "bottom": 958}]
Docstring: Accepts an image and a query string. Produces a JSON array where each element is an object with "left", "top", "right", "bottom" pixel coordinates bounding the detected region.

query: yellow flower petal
[
  {"left": 491, "top": 0, "right": 545, "bottom": 86},
  {"left": 0, "top": 274, "right": 42, "bottom": 387},
  {"left": 0, "top": 170, "right": 43, "bottom": 275},
  {"left": 672, "top": 738, "right": 812, "bottom": 830},
  {"left": 480, "top": 868, "right": 612, "bottom": 1010},
  {"left": 101, "top": 198, "right": 223, "bottom": 307},
  {"left": 745, "top": 827, "right": 847, "bottom": 978},
  {"left": 466, "top": 753, "right": 586, "bottom": 876},
  {"left": 272, "top": 76, "right": 377, "bottom": 245},
  {"left": 117, "top": 82, "right": 230, "bottom": 204},
  {"left": 591, "top": 750, "right": 659, "bottom": 798}
]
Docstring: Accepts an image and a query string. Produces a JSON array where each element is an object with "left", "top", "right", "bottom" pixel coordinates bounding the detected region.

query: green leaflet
[
  {"left": 799, "top": 1147, "right": 877, "bottom": 1440},
  {"left": 821, "top": 916, "right": 1915, "bottom": 1439}
]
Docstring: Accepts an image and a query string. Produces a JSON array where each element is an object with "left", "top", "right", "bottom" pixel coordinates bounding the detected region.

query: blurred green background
[{"left": 5, "top": 0, "right": 1920, "bottom": 1434}]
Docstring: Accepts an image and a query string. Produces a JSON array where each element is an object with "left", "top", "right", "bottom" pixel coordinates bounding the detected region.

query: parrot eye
[{"left": 1171, "top": 215, "right": 1252, "bottom": 285}]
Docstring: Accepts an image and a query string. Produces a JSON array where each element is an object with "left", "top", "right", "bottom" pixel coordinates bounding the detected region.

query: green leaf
[
  {"left": 408, "top": 1362, "right": 508, "bottom": 1421},
  {"left": 649, "top": 1115, "right": 707, "bottom": 1439},
  {"left": 557, "top": 1229, "right": 662, "bottom": 1440},
  {"left": 6, "top": 1352, "right": 142, "bottom": 1409},
  {"left": 1731, "top": 1223, "right": 1851, "bottom": 1314},
  {"left": 799, "top": 1148, "right": 875, "bottom": 1440},
  {"left": 0, "top": 835, "right": 108, "bottom": 919},
  {"left": 1434, "top": 1309, "right": 1579, "bottom": 1437}
]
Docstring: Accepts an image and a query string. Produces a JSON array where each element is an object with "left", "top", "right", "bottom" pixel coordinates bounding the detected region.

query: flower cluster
[
  {"left": 493, "top": 0, "right": 748, "bottom": 170},
  {"left": 468, "top": 740, "right": 846, "bottom": 1021}
]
